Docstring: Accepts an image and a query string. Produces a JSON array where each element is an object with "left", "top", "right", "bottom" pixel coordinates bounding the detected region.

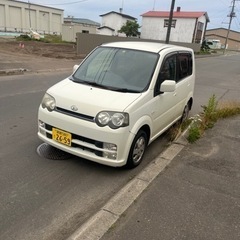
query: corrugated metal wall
[{"left": 0, "top": 0, "right": 63, "bottom": 34}]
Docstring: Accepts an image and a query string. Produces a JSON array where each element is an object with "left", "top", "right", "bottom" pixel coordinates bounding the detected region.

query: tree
[
  {"left": 118, "top": 20, "right": 140, "bottom": 37},
  {"left": 201, "top": 40, "right": 210, "bottom": 53}
]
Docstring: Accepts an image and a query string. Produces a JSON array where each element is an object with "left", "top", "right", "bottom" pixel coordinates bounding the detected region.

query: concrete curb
[
  {"left": 67, "top": 130, "right": 189, "bottom": 240},
  {"left": 34, "top": 67, "right": 73, "bottom": 74},
  {"left": 0, "top": 68, "right": 28, "bottom": 76},
  {"left": 0, "top": 67, "right": 74, "bottom": 76}
]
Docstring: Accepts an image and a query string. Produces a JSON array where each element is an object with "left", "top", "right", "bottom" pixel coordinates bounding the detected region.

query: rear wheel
[
  {"left": 181, "top": 103, "right": 190, "bottom": 123},
  {"left": 126, "top": 130, "right": 147, "bottom": 168}
]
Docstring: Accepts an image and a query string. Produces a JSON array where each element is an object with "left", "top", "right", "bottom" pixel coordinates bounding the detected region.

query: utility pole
[
  {"left": 223, "top": 0, "right": 237, "bottom": 54},
  {"left": 165, "top": 0, "right": 175, "bottom": 44}
]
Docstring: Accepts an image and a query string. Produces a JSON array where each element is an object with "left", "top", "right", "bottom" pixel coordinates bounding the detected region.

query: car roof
[{"left": 101, "top": 41, "right": 192, "bottom": 53}]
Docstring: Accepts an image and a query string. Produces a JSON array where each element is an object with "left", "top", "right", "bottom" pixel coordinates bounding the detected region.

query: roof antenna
[
  {"left": 153, "top": 0, "right": 156, "bottom": 10},
  {"left": 121, "top": 0, "right": 124, "bottom": 12}
]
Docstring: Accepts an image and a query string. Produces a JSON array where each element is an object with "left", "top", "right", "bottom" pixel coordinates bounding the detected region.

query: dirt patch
[{"left": 0, "top": 38, "right": 81, "bottom": 59}]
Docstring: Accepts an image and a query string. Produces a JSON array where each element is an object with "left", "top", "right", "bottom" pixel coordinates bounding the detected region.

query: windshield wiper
[
  {"left": 110, "top": 88, "right": 140, "bottom": 93},
  {"left": 71, "top": 78, "right": 110, "bottom": 89},
  {"left": 69, "top": 76, "right": 75, "bottom": 81},
  {"left": 70, "top": 77, "right": 140, "bottom": 93}
]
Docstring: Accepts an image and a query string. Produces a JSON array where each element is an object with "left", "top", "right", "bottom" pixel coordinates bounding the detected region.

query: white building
[
  {"left": 0, "top": 0, "right": 63, "bottom": 35},
  {"left": 62, "top": 17, "right": 100, "bottom": 42},
  {"left": 98, "top": 11, "right": 136, "bottom": 36},
  {"left": 141, "top": 7, "right": 209, "bottom": 43}
]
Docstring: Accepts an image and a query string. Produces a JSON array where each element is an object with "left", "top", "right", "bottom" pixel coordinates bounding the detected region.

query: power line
[
  {"left": 219, "top": 0, "right": 231, "bottom": 7},
  {"left": 28, "top": 0, "right": 89, "bottom": 6},
  {"left": 46, "top": 0, "right": 89, "bottom": 6}
]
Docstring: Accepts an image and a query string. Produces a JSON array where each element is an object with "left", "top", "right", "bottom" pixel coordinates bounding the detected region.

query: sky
[{"left": 22, "top": 0, "right": 240, "bottom": 32}]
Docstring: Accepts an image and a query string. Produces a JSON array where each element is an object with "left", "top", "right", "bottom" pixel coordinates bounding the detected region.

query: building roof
[
  {"left": 100, "top": 11, "right": 136, "bottom": 20},
  {"left": 142, "top": 10, "right": 210, "bottom": 22},
  {"left": 97, "top": 26, "right": 115, "bottom": 31},
  {"left": 206, "top": 27, "right": 240, "bottom": 34},
  {"left": 64, "top": 18, "right": 100, "bottom": 27}
]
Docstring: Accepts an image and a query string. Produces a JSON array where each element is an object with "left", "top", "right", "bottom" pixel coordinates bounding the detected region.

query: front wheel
[{"left": 126, "top": 130, "right": 147, "bottom": 169}]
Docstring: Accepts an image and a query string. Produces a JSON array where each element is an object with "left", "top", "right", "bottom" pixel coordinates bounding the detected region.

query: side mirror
[
  {"left": 160, "top": 80, "right": 176, "bottom": 92},
  {"left": 73, "top": 64, "right": 79, "bottom": 73}
]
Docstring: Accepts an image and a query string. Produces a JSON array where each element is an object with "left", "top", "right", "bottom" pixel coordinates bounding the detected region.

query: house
[
  {"left": 0, "top": 0, "right": 63, "bottom": 35},
  {"left": 62, "top": 17, "right": 100, "bottom": 42},
  {"left": 141, "top": 7, "right": 210, "bottom": 44},
  {"left": 98, "top": 11, "right": 136, "bottom": 36},
  {"left": 97, "top": 26, "right": 115, "bottom": 36},
  {"left": 205, "top": 28, "right": 240, "bottom": 50}
]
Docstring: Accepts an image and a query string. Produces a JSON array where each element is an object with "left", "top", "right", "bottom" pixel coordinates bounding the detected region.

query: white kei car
[{"left": 38, "top": 41, "right": 195, "bottom": 168}]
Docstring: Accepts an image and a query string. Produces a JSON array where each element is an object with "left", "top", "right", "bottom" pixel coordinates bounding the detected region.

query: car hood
[{"left": 47, "top": 79, "right": 141, "bottom": 116}]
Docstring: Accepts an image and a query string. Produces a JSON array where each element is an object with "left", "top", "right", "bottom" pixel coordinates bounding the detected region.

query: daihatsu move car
[{"left": 38, "top": 41, "right": 195, "bottom": 168}]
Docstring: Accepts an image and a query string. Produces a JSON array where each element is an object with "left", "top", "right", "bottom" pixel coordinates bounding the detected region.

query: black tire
[
  {"left": 126, "top": 130, "right": 147, "bottom": 168},
  {"left": 181, "top": 103, "right": 190, "bottom": 123}
]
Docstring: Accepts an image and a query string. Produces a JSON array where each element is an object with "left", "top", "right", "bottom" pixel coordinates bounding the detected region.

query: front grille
[{"left": 55, "top": 107, "right": 95, "bottom": 122}]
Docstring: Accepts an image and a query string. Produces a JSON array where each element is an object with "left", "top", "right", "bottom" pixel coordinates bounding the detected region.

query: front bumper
[{"left": 38, "top": 107, "right": 135, "bottom": 167}]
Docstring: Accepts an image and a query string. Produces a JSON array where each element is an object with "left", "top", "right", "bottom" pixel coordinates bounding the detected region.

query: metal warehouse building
[{"left": 0, "top": 0, "right": 63, "bottom": 35}]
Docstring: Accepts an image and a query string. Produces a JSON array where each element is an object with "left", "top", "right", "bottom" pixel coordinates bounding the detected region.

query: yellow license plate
[{"left": 52, "top": 128, "right": 72, "bottom": 146}]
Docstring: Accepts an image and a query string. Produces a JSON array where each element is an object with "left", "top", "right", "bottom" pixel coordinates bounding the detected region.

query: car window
[
  {"left": 159, "top": 55, "right": 177, "bottom": 82},
  {"left": 73, "top": 47, "right": 158, "bottom": 93},
  {"left": 177, "top": 53, "right": 192, "bottom": 81},
  {"left": 154, "top": 54, "right": 177, "bottom": 96}
]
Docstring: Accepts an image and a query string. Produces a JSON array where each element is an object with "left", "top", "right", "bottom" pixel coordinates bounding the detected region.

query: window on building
[
  {"left": 195, "top": 22, "right": 204, "bottom": 43},
  {"left": 197, "top": 22, "right": 204, "bottom": 31},
  {"left": 164, "top": 19, "right": 177, "bottom": 28}
]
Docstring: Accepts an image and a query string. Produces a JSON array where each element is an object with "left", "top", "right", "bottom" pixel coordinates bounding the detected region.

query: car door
[
  {"left": 151, "top": 53, "right": 179, "bottom": 139},
  {"left": 174, "top": 52, "right": 193, "bottom": 114}
]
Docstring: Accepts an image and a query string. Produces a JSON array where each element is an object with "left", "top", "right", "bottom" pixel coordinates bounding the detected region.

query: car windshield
[{"left": 72, "top": 46, "right": 159, "bottom": 93}]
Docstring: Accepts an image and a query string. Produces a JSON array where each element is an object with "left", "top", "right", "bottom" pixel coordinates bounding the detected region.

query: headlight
[
  {"left": 41, "top": 93, "right": 56, "bottom": 112},
  {"left": 97, "top": 112, "right": 111, "bottom": 126},
  {"left": 95, "top": 111, "right": 129, "bottom": 129}
]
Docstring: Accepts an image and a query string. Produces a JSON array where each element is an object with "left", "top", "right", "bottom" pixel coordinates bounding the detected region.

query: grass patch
[
  {"left": 187, "top": 114, "right": 203, "bottom": 143},
  {"left": 16, "top": 34, "right": 64, "bottom": 43},
  {"left": 169, "top": 95, "right": 240, "bottom": 143},
  {"left": 16, "top": 34, "right": 32, "bottom": 41},
  {"left": 41, "top": 34, "right": 63, "bottom": 43},
  {"left": 187, "top": 95, "right": 240, "bottom": 143},
  {"left": 217, "top": 101, "right": 240, "bottom": 118}
]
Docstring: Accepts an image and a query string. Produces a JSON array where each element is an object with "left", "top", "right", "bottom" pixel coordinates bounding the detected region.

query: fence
[{"left": 76, "top": 33, "right": 201, "bottom": 57}]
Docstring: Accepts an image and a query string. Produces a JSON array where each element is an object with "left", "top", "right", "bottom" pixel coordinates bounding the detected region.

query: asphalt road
[
  {"left": 193, "top": 53, "right": 240, "bottom": 115},
  {"left": 101, "top": 53, "right": 240, "bottom": 240},
  {"left": 0, "top": 70, "right": 169, "bottom": 240},
  {"left": 0, "top": 53, "right": 240, "bottom": 240}
]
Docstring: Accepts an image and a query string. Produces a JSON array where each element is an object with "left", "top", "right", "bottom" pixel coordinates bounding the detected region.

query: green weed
[
  {"left": 187, "top": 114, "right": 203, "bottom": 143},
  {"left": 170, "top": 95, "right": 240, "bottom": 144},
  {"left": 187, "top": 95, "right": 240, "bottom": 143}
]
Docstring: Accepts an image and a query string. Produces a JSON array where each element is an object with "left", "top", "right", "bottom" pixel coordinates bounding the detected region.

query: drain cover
[{"left": 37, "top": 143, "right": 73, "bottom": 160}]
